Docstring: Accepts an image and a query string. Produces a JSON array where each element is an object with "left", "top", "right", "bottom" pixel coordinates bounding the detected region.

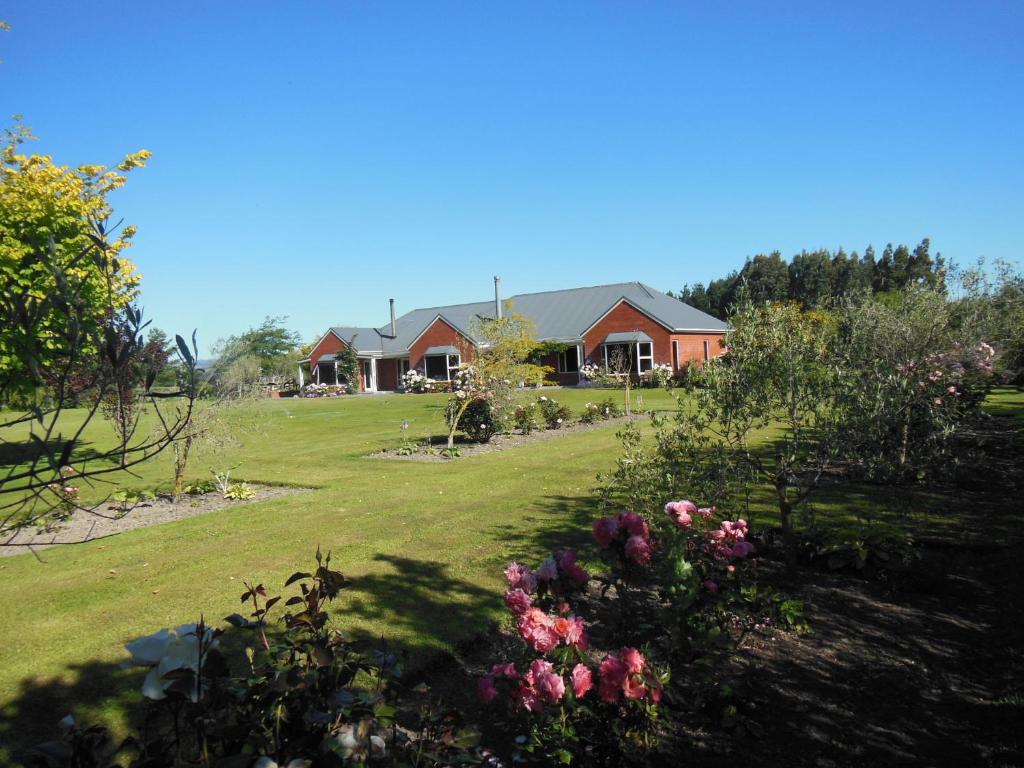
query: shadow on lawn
[
  {"left": 0, "top": 658, "right": 145, "bottom": 765},
  {"left": 343, "top": 553, "right": 498, "bottom": 655}
]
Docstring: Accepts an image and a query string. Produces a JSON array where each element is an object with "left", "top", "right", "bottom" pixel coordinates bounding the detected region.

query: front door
[{"left": 361, "top": 359, "right": 376, "bottom": 392}]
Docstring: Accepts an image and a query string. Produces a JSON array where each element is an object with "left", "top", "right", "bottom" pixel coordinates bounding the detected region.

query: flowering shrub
[
  {"left": 536, "top": 395, "right": 571, "bottom": 429},
  {"left": 513, "top": 402, "right": 539, "bottom": 434},
  {"left": 402, "top": 369, "right": 433, "bottom": 393},
  {"left": 593, "top": 511, "right": 655, "bottom": 566},
  {"left": 301, "top": 382, "right": 350, "bottom": 397},
  {"left": 646, "top": 363, "right": 674, "bottom": 388},
  {"left": 481, "top": 541, "right": 666, "bottom": 764},
  {"left": 579, "top": 397, "right": 623, "bottom": 424}
]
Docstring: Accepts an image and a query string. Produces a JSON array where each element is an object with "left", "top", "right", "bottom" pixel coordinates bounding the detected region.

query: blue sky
[{"left": 3, "top": 1, "right": 1021, "bottom": 355}]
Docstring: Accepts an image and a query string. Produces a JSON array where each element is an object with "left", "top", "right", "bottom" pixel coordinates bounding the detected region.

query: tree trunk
[
  {"left": 777, "top": 481, "right": 796, "bottom": 564},
  {"left": 447, "top": 398, "right": 473, "bottom": 450},
  {"left": 173, "top": 433, "right": 194, "bottom": 500}
]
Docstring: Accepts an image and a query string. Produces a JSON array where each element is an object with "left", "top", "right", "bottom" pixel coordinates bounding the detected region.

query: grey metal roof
[
  {"left": 424, "top": 345, "right": 461, "bottom": 356},
  {"left": 604, "top": 331, "right": 653, "bottom": 343},
  {"left": 326, "top": 282, "right": 726, "bottom": 357}
]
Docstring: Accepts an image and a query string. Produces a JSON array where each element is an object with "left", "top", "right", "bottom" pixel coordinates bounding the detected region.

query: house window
[
  {"left": 603, "top": 343, "right": 632, "bottom": 373},
  {"left": 399, "top": 358, "right": 411, "bottom": 375},
  {"left": 703, "top": 340, "right": 710, "bottom": 362},
  {"left": 317, "top": 361, "right": 337, "bottom": 384},
  {"left": 558, "top": 346, "right": 580, "bottom": 373},
  {"left": 603, "top": 342, "right": 653, "bottom": 374},
  {"left": 637, "top": 342, "right": 653, "bottom": 373},
  {"left": 424, "top": 353, "right": 460, "bottom": 381}
]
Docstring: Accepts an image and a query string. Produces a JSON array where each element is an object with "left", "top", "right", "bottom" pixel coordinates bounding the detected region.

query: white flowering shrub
[{"left": 402, "top": 369, "right": 433, "bottom": 393}]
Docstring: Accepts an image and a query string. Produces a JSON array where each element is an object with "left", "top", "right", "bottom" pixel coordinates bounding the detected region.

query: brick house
[{"left": 299, "top": 281, "right": 727, "bottom": 392}]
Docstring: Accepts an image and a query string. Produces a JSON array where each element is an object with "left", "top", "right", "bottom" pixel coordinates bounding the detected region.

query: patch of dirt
[
  {"left": 0, "top": 485, "right": 311, "bottom": 557},
  {"left": 372, "top": 415, "right": 635, "bottom": 461}
]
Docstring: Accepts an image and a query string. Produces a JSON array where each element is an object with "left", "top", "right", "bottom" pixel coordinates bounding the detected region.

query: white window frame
[
  {"left": 602, "top": 341, "right": 652, "bottom": 374},
  {"left": 424, "top": 353, "right": 461, "bottom": 381},
  {"left": 703, "top": 339, "right": 710, "bottom": 362},
  {"left": 637, "top": 341, "right": 653, "bottom": 373}
]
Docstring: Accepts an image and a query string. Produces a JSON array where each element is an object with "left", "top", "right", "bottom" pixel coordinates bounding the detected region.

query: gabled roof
[{"left": 322, "top": 282, "right": 726, "bottom": 356}]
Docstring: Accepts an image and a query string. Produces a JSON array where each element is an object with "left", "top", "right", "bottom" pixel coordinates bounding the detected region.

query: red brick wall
[
  {"left": 671, "top": 333, "right": 727, "bottom": 367},
  {"left": 538, "top": 352, "right": 579, "bottom": 385},
  {"left": 582, "top": 301, "right": 673, "bottom": 368},
  {"left": 408, "top": 318, "right": 475, "bottom": 372}
]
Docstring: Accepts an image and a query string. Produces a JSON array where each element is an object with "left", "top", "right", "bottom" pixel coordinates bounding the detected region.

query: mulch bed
[
  {"left": 0, "top": 485, "right": 310, "bottom": 557},
  {"left": 371, "top": 416, "right": 635, "bottom": 461}
]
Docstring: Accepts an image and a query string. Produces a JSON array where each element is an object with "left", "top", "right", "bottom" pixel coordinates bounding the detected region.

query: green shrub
[
  {"left": 514, "top": 402, "right": 539, "bottom": 434},
  {"left": 536, "top": 396, "right": 571, "bottom": 429}
]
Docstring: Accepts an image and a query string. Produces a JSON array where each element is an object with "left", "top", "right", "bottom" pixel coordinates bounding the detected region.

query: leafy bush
[
  {"left": 514, "top": 402, "right": 539, "bottom": 434},
  {"left": 456, "top": 398, "right": 501, "bottom": 442},
  {"left": 536, "top": 396, "right": 571, "bottom": 429},
  {"left": 401, "top": 369, "right": 433, "bottom": 393},
  {"left": 37, "top": 550, "right": 485, "bottom": 767},
  {"left": 223, "top": 482, "right": 257, "bottom": 500}
]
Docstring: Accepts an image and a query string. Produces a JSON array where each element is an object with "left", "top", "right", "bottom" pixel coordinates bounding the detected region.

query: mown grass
[
  {"left": 0, "top": 386, "right": 675, "bottom": 758},
  {"left": 0, "top": 385, "right": 1019, "bottom": 761}
]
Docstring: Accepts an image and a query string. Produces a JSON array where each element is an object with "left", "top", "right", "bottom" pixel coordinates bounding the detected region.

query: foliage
[
  {"left": 673, "top": 238, "right": 946, "bottom": 319},
  {"left": 536, "top": 396, "right": 571, "bottom": 429},
  {"left": 0, "top": 122, "right": 149, "bottom": 397},
  {"left": 451, "top": 397, "right": 500, "bottom": 442},
  {"left": 444, "top": 309, "right": 549, "bottom": 448},
  {"left": 0, "top": 129, "right": 196, "bottom": 543},
  {"left": 208, "top": 316, "right": 303, "bottom": 395},
  {"left": 578, "top": 397, "right": 622, "bottom": 425},
  {"left": 37, "top": 549, "right": 485, "bottom": 766},
  {"left": 513, "top": 402, "right": 538, "bottom": 434},
  {"left": 401, "top": 370, "right": 432, "bottom": 393},
  {"left": 953, "top": 258, "right": 1024, "bottom": 382},
  {"left": 833, "top": 287, "right": 996, "bottom": 482},
  {"left": 645, "top": 363, "right": 673, "bottom": 389}
]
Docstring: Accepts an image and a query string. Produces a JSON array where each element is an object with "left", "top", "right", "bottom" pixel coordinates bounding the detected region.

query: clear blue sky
[{"left": 3, "top": 1, "right": 1021, "bottom": 355}]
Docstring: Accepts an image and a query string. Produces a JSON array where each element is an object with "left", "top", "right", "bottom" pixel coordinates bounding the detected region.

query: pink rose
[
  {"left": 592, "top": 516, "right": 619, "bottom": 548},
  {"left": 571, "top": 664, "right": 593, "bottom": 699},
  {"left": 664, "top": 500, "right": 697, "bottom": 527},
  {"left": 623, "top": 674, "right": 647, "bottom": 699},
  {"left": 477, "top": 675, "right": 497, "bottom": 703},
  {"left": 505, "top": 562, "right": 538, "bottom": 593},
  {"left": 515, "top": 683, "right": 543, "bottom": 712},
  {"left": 491, "top": 662, "right": 517, "bottom": 678},
  {"left": 563, "top": 616, "right": 588, "bottom": 649},
  {"left": 732, "top": 540, "right": 754, "bottom": 558},
  {"left": 698, "top": 506, "right": 715, "bottom": 520},
  {"left": 598, "top": 655, "right": 627, "bottom": 703},
  {"left": 625, "top": 534, "right": 653, "bottom": 564},
  {"left": 620, "top": 512, "right": 649, "bottom": 538},
  {"left": 620, "top": 647, "right": 645, "bottom": 674},
  {"left": 536, "top": 557, "right": 559, "bottom": 583},
  {"left": 504, "top": 588, "right": 532, "bottom": 615}
]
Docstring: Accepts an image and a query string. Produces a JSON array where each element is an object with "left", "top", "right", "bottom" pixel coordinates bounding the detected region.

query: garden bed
[
  {"left": 0, "top": 484, "right": 311, "bottom": 557},
  {"left": 371, "top": 414, "right": 635, "bottom": 461}
]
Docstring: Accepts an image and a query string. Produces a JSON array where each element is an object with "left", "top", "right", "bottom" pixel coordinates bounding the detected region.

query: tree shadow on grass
[
  {"left": 0, "top": 658, "right": 145, "bottom": 766},
  {"left": 342, "top": 554, "right": 499, "bottom": 658}
]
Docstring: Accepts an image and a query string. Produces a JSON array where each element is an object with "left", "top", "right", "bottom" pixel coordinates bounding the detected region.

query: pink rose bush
[
  {"left": 480, "top": 498, "right": 767, "bottom": 763},
  {"left": 592, "top": 511, "right": 656, "bottom": 566},
  {"left": 598, "top": 647, "right": 662, "bottom": 704}
]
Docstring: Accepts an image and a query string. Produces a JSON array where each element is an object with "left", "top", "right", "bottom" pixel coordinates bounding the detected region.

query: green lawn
[
  {"left": 0, "top": 386, "right": 677, "bottom": 757},
  {"left": 0, "top": 385, "right": 1020, "bottom": 760}
]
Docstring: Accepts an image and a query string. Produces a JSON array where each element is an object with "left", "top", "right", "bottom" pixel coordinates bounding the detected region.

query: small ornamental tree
[
  {"left": 691, "top": 301, "right": 839, "bottom": 551},
  {"left": 833, "top": 286, "right": 997, "bottom": 482},
  {"left": 444, "top": 307, "right": 551, "bottom": 449}
]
